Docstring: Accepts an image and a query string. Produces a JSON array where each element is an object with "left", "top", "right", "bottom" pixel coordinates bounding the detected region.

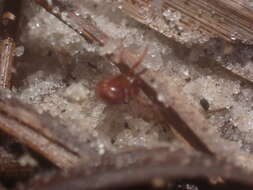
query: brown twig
[
  {"left": 163, "top": 0, "right": 253, "bottom": 43},
  {"left": 123, "top": 0, "right": 253, "bottom": 44},
  {"left": 31, "top": 0, "right": 215, "bottom": 156},
  {"left": 0, "top": 90, "right": 98, "bottom": 168},
  {"left": 113, "top": 55, "right": 214, "bottom": 156},
  {"left": 0, "top": 38, "right": 15, "bottom": 88},
  {"left": 0, "top": 0, "right": 22, "bottom": 88},
  {"left": 32, "top": 0, "right": 109, "bottom": 46},
  {"left": 16, "top": 148, "right": 253, "bottom": 190}
]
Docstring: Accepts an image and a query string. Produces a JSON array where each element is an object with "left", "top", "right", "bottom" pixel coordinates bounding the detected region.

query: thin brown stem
[
  {"left": 0, "top": 38, "right": 15, "bottom": 88},
  {"left": 32, "top": 0, "right": 109, "bottom": 46},
  {"left": 0, "top": 0, "right": 22, "bottom": 88},
  {"left": 0, "top": 91, "right": 98, "bottom": 168}
]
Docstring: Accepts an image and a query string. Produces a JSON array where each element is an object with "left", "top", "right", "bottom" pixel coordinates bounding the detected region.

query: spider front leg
[{"left": 131, "top": 46, "right": 148, "bottom": 71}]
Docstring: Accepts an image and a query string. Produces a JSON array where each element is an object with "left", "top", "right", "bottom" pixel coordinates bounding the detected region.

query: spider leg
[
  {"left": 130, "top": 68, "right": 147, "bottom": 97},
  {"left": 131, "top": 46, "right": 148, "bottom": 70},
  {"left": 115, "top": 38, "right": 126, "bottom": 64}
]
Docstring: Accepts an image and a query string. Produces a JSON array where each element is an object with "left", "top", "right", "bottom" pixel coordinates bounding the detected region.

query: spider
[{"left": 96, "top": 47, "right": 148, "bottom": 104}]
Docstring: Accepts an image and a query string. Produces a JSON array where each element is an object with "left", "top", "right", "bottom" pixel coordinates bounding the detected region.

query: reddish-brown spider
[{"left": 96, "top": 47, "right": 148, "bottom": 104}]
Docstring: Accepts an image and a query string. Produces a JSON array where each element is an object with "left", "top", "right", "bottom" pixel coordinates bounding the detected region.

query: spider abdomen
[{"left": 96, "top": 75, "right": 138, "bottom": 104}]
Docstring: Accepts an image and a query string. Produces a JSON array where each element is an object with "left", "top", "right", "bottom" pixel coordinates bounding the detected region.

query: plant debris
[{"left": 0, "top": 0, "right": 252, "bottom": 189}]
